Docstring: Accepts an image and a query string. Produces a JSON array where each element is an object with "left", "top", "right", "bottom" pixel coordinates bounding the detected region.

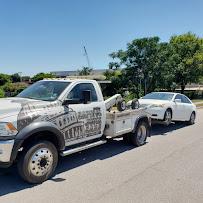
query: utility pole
[{"left": 83, "top": 46, "right": 91, "bottom": 69}]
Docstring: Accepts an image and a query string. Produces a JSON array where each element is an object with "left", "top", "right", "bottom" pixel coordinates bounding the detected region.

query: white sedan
[{"left": 139, "top": 92, "right": 196, "bottom": 125}]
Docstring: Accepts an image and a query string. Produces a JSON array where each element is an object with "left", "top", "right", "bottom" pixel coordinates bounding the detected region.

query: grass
[
  {"left": 196, "top": 103, "right": 203, "bottom": 108},
  {"left": 192, "top": 99, "right": 203, "bottom": 103}
]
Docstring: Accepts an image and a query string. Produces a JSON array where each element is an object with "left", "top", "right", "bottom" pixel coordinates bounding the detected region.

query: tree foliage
[
  {"left": 78, "top": 67, "right": 93, "bottom": 76},
  {"left": 108, "top": 33, "right": 203, "bottom": 96},
  {"left": 109, "top": 37, "right": 163, "bottom": 96},
  {"left": 169, "top": 33, "right": 203, "bottom": 93},
  {"left": 0, "top": 73, "right": 11, "bottom": 86},
  {"left": 2, "top": 82, "right": 27, "bottom": 96},
  {"left": 32, "top": 72, "right": 54, "bottom": 82},
  {"left": 11, "top": 73, "right": 21, "bottom": 83},
  {"left": 0, "top": 88, "right": 5, "bottom": 98}
]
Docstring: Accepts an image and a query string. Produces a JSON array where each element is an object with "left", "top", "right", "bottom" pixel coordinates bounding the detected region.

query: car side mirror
[
  {"left": 83, "top": 90, "right": 91, "bottom": 104},
  {"left": 174, "top": 99, "right": 181, "bottom": 103}
]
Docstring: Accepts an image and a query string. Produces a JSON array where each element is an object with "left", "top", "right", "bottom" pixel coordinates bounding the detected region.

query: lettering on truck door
[{"left": 63, "top": 82, "right": 105, "bottom": 145}]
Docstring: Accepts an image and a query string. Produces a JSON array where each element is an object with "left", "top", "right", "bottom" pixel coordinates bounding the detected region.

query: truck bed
[{"left": 104, "top": 108, "right": 149, "bottom": 138}]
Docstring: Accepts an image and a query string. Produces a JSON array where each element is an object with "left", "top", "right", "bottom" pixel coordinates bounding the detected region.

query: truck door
[{"left": 63, "top": 82, "right": 105, "bottom": 146}]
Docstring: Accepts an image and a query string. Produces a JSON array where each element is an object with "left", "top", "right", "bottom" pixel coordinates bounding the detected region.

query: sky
[{"left": 0, "top": 0, "right": 203, "bottom": 76}]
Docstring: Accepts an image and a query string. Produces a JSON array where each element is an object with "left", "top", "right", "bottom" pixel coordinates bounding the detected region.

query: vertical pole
[{"left": 84, "top": 46, "right": 91, "bottom": 69}]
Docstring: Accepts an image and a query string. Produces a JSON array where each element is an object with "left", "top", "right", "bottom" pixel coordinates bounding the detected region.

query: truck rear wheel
[
  {"left": 17, "top": 140, "right": 58, "bottom": 184},
  {"left": 130, "top": 121, "right": 149, "bottom": 147}
]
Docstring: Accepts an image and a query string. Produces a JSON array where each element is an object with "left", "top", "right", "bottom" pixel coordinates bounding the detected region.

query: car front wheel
[
  {"left": 164, "top": 109, "right": 172, "bottom": 126},
  {"left": 17, "top": 141, "right": 58, "bottom": 184}
]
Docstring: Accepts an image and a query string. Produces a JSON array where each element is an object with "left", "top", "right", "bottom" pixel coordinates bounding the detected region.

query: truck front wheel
[
  {"left": 17, "top": 141, "right": 58, "bottom": 184},
  {"left": 130, "top": 121, "right": 149, "bottom": 147}
]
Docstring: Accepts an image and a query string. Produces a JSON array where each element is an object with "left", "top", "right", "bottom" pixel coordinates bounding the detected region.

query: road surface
[{"left": 0, "top": 110, "right": 203, "bottom": 203}]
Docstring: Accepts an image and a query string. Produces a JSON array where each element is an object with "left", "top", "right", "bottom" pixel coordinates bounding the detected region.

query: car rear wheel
[
  {"left": 187, "top": 112, "right": 196, "bottom": 125},
  {"left": 164, "top": 109, "right": 172, "bottom": 126}
]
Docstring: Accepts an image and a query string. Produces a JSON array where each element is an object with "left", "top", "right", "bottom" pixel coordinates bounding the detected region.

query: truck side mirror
[
  {"left": 83, "top": 90, "right": 91, "bottom": 104},
  {"left": 62, "top": 99, "right": 80, "bottom": 105}
]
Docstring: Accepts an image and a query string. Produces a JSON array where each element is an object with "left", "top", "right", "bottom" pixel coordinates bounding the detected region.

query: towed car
[{"left": 139, "top": 92, "right": 196, "bottom": 125}]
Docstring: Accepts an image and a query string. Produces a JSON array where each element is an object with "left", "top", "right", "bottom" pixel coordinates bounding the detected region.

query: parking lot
[{"left": 0, "top": 109, "right": 203, "bottom": 203}]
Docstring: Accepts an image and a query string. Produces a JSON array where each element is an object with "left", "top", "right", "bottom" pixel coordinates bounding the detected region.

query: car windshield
[
  {"left": 142, "top": 92, "right": 174, "bottom": 101},
  {"left": 17, "top": 81, "right": 70, "bottom": 101}
]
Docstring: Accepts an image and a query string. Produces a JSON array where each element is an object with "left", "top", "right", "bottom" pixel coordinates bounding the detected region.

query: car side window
[
  {"left": 175, "top": 94, "right": 182, "bottom": 102},
  {"left": 67, "top": 83, "right": 98, "bottom": 103},
  {"left": 181, "top": 95, "right": 191, "bottom": 104}
]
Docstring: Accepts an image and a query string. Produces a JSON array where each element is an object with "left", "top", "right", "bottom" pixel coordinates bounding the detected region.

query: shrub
[
  {"left": 0, "top": 88, "right": 5, "bottom": 98},
  {"left": 3, "top": 82, "right": 28, "bottom": 97}
]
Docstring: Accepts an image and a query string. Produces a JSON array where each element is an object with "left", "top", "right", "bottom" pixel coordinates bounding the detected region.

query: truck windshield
[
  {"left": 17, "top": 81, "right": 70, "bottom": 101},
  {"left": 142, "top": 92, "right": 174, "bottom": 101}
]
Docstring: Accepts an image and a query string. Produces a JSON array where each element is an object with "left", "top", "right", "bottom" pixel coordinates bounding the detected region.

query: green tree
[
  {"left": 3, "top": 82, "right": 27, "bottom": 96},
  {"left": 11, "top": 73, "right": 21, "bottom": 83},
  {"left": 0, "top": 73, "right": 11, "bottom": 86},
  {"left": 109, "top": 62, "right": 120, "bottom": 70},
  {"left": 169, "top": 32, "right": 203, "bottom": 93},
  {"left": 78, "top": 67, "right": 93, "bottom": 76},
  {"left": 109, "top": 37, "right": 162, "bottom": 96},
  {"left": 32, "top": 72, "right": 54, "bottom": 82},
  {"left": 0, "top": 88, "right": 5, "bottom": 98},
  {"left": 103, "top": 69, "right": 121, "bottom": 80}
]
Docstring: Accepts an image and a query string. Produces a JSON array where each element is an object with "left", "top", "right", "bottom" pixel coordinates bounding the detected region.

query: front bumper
[
  {"left": 0, "top": 140, "right": 14, "bottom": 163},
  {"left": 145, "top": 108, "right": 166, "bottom": 120}
]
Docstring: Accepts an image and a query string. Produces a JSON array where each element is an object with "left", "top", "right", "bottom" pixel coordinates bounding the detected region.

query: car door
[
  {"left": 181, "top": 95, "right": 193, "bottom": 120},
  {"left": 173, "top": 94, "right": 185, "bottom": 121},
  {"left": 63, "top": 82, "right": 104, "bottom": 146}
]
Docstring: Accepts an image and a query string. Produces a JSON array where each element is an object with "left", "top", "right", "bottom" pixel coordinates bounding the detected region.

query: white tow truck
[{"left": 0, "top": 78, "right": 151, "bottom": 183}]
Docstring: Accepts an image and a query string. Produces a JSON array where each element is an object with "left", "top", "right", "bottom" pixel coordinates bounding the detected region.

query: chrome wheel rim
[
  {"left": 137, "top": 125, "right": 147, "bottom": 144},
  {"left": 29, "top": 148, "right": 53, "bottom": 177},
  {"left": 165, "top": 111, "right": 172, "bottom": 125}
]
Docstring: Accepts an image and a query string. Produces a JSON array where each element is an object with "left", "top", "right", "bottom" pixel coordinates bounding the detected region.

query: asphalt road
[{"left": 0, "top": 110, "right": 203, "bottom": 203}]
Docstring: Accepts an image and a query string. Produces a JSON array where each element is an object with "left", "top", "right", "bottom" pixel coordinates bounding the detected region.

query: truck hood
[{"left": 0, "top": 97, "right": 47, "bottom": 120}]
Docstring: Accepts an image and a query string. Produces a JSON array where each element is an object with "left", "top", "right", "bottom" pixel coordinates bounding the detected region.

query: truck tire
[
  {"left": 117, "top": 100, "right": 126, "bottom": 111},
  {"left": 17, "top": 140, "right": 58, "bottom": 184},
  {"left": 130, "top": 121, "right": 149, "bottom": 147}
]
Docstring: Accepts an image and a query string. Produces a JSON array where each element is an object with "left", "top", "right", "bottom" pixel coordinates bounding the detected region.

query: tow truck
[{"left": 0, "top": 78, "right": 151, "bottom": 183}]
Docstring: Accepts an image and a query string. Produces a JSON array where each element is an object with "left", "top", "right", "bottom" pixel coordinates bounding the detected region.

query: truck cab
[{"left": 0, "top": 78, "right": 151, "bottom": 183}]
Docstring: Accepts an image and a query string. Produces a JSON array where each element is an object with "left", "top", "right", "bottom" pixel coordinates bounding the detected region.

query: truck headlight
[{"left": 0, "top": 122, "right": 18, "bottom": 137}]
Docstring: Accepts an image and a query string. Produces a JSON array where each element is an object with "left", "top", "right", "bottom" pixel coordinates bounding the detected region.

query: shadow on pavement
[
  {"left": 0, "top": 139, "right": 134, "bottom": 197},
  {"left": 151, "top": 122, "right": 189, "bottom": 136},
  {"left": 0, "top": 122, "right": 189, "bottom": 197}
]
